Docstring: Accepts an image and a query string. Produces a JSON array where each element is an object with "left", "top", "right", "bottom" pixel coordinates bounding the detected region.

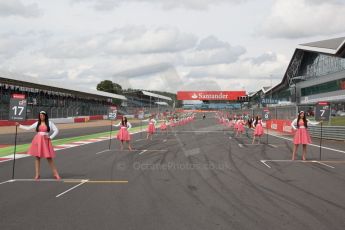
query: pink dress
[
  {"left": 27, "top": 125, "right": 55, "bottom": 158},
  {"left": 228, "top": 120, "right": 234, "bottom": 128},
  {"left": 237, "top": 121, "right": 245, "bottom": 133},
  {"left": 160, "top": 122, "right": 167, "bottom": 130},
  {"left": 147, "top": 121, "right": 156, "bottom": 134},
  {"left": 117, "top": 125, "right": 131, "bottom": 141},
  {"left": 170, "top": 119, "right": 175, "bottom": 127},
  {"left": 293, "top": 121, "right": 312, "bottom": 144},
  {"left": 254, "top": 120, "right": 264, "bottom": 136}
]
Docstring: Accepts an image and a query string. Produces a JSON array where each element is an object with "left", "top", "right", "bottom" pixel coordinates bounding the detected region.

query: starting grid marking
[
  {"left": 96, "top": 149, "right": 168, "bottom": 155},
  {"left": 237, "top": 143, "right": 280, "bottom": 148},
  {"left": 260, "top": 159, "right": 337, "bottom": 169},
  {"left": 0, "top": 179, "right": 129, "bottom": 198}
]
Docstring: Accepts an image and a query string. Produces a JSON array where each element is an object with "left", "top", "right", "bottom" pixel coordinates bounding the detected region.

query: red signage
[
  {"left": 12, "top": 94, "right": 26, "bottom": 99},
  {"left": 177, "top": 91, "right": 246, "bottom": 101},
  {"left": 317, "top": 102, "right": 329, "bottom": 106}
]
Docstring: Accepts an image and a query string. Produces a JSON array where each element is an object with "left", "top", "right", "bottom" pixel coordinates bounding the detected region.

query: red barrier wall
[
  {"left": 89, "top": 115, "right": 104, "bottom": 120},
  {"left": 74, "top": 117, "right": 86, "bottom": 123},
  {"left": 265, "top": 119, "right": 293, "bottom": 134}
]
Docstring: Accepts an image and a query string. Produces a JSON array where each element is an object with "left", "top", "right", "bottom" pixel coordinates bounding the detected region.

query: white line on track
[
  {"left": 96, "top": 149, "right": 112, "bottom": 155},
  {"left": 0, "top": 179, "right": 14, "bottom": 185},
  {"left": 173, "top": 131, "right": 226, "bottom": 133},
  {"left": 135, "top": 139, "right": 146, "bottom": 142},
  {"left": 72, "top": 141, "right": 92, "bottom": 144},
  {"left": 268, "top": 144, "right": 278, "bottom": 148},
  {"left": 0, "top": 159, "right": 13, "bottom": 163},
  {"left": 260, "top": 159, "right": 335, "bottom": 169},
  {"left": 315, "top": 161, "right": 335, "bottom": 169},
  {"left": 243, "top": 144, "right": 264, "bottom": 146},
  {"left": 13, "top": 179, "right": 61, "bottom": 182},
  {"left": 56, "top": 179, "right": 89, "bottom": 198},
  {"left": 260, "top": 160, "right": 271, "bottom": 168},
  {"left": 138, "top": 150, "right": 147, "bottom": 155}
]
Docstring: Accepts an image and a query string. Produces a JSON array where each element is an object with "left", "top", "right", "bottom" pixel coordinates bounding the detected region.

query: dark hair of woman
[
  {"left": 254, "top": 116, "right": 259, "bottom": 127},
  {"left": 121, "top": 116, "right": 128, "bottom": 126},
  {"left": 297, "top": 112, "right": 308, "bottom": 128},
  {"left": 36, "top": 112, "right": 50, "bottom": 132}
]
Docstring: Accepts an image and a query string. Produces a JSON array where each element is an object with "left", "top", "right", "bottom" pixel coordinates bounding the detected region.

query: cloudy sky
[{"left": 1, "top": 0, "right": 345, "bottom": 93}]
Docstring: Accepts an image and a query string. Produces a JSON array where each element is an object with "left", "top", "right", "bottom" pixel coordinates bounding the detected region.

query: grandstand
[
  {"left": 248, "top": 37, "right": 345, "bottom": 112},
  {"left": 122, "top": 90, "right": 173, "bottom": 116},
  {"left": 0, "top": 72, "right": 126, "bottom": 120}
]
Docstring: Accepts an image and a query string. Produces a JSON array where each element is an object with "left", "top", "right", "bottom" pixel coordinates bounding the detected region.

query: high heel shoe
[{"left": 34, "top": 175, "right": 40, "bottom": 180}]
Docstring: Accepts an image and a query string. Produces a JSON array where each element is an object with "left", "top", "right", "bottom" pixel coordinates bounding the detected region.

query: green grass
[
  {"left": 325, "top": 116, "right": 345, "bottom": 126},
  {"left": 0, "top": 125, "right": 149, "bottom": 158},
  {"left": 307, "top": 116, "right": 345, "bottom": 126}
]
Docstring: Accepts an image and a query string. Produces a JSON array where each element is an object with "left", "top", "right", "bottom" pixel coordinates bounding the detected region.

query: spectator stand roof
[
  {"left": 265, "top": 36, "right": 345, "bottom": 96},
  {"left": 0, "top": 71, "right": 127, "bottom": 100},
  {"left": 123, "top": 90, "right": 172, "bottom": 101},
  {"left": 155, "top": 101, "right": 169, "bottom": 106},
  {"left": 142, "top": 91, "right": 172, "bottom": 101}
]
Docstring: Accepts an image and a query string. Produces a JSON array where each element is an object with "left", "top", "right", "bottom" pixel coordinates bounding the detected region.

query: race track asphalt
[{"left": 0, "top": 112, "right": 344, "bottom": 230}]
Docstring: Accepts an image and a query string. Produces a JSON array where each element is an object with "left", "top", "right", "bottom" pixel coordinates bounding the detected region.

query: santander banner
[{"left": 177, "top": 91, "right": 246, "bottom": 101}]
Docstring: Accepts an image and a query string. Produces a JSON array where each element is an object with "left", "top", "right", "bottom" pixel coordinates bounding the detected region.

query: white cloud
[
  {"left": 0, "top": 0, "right": 41, "bottom": 18},
  {"left": 0, "top": 25, "right": 289, "bottom": 93},
  {"left": 247, "top": 52, "right": 277, "bottom": 65},
  {"left": 72, "top": 0, "right": 247, "bottom": 11},
  {"left": 261, "top": 0, "right": 345, "bottom": 38},
  {"left": 43, "top": 26, "right": 197, "bottom": 58},
  {"left": 184, "top": 36, "right": 246, "bottom": 66},
  {"left": 0, "top": 31, "right": 50, "bottom": 58},
  {"left": 105, "top": 27, "right": 197, "bottom": 54}
]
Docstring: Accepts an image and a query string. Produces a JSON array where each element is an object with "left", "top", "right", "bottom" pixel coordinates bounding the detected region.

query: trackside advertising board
[{"left": 177, "top": 91, "right": 246, "bottom": 101}]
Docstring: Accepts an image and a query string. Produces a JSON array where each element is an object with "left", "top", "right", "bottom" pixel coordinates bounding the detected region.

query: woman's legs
[
  {"left": 34, "top": 157, "right": 41, "bottom": 179},
  {"left": 302, "top": 144, "right": 307, "bottom": 160},
  {"left": 292, "top": 144, "right": 299, "bottom": 160},
  {"left": 252, "top": 135, "right": 256, "bottom": 144},
  {"left": 126, "top": 141, "right": 132, "bottom": 151},
  {"left": 47, "top": 158, "right": 60, "bottom": 179},
  {"left": 120, "top": 140, "right": 124, "bottom": 150}
]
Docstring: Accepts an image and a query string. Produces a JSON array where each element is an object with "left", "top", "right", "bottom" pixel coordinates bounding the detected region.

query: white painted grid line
[
  {"left": 260, "top": 159, "right": 336, "bottom": 169},
  {"left": 0, "top": 180, "right": 14, "bottom": 185},
  {"left": 96, "top": 149, "right": 112, "bottom": 155},
  {"left": 139, "top": 150, "right": 148, "bottom": 155},
  {"left": 260, "top": 160, "right": 271, "bottom": 168},
  {"left": 315, "top": 161, "right": 335, "bottom": 169},
  {"left": 56, "top": 179, "right": 89, "bottom": 198}
]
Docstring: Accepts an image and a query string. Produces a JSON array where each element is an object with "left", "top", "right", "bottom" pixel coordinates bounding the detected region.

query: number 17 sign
[{"left": 9, "top": 94, "right": 27, "bottom": 121}]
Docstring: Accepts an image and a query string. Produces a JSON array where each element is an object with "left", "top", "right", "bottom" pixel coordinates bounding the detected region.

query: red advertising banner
[
  {"left": 12, "top": 94, "right": 26, "bottom": 99},
  {"left": 177, "top": 91, "right": 246, "bottom": 100}
]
